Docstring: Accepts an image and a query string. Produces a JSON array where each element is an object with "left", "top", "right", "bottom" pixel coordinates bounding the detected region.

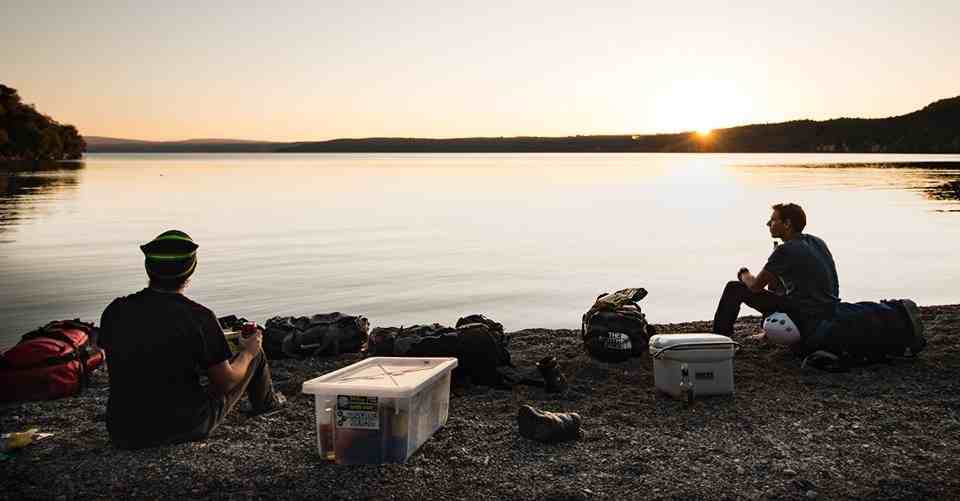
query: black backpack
[
  {"left": 262, "top": 313, "right": 369, "bottom": 359},
  {"left": 582, "top": 288, "right": 656, "bottom": 362},
  {"left": 365, "top": 314, "right": 512, "bottom": 387}
]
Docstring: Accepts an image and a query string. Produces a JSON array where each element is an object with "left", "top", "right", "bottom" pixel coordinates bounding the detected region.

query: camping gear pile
[
  {"left": 260, "top": 313, "right": 370, "bottom": 359},
  {"left": 0, "top": 320, "right": 105, "bottom": 402},
  {"left": 365, "top": 314, "right": 512, "bottom": 387},
  {"left": 797, "top": 298, "right": 926, "bottom": 371},
  {"left": 581, "top": 288, "right": 655, "bottom": 363}
]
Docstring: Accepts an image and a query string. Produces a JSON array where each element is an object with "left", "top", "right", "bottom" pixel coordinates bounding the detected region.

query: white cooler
[{"left": 649, "top": 333, "right": 739, "bottom": 399}]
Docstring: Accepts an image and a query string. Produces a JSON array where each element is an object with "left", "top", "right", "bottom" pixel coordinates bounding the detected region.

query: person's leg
[
  {"left": 712, "top": 281, "right": 791, "bottom": 336},
  {"left": 244, "top": 350, "right": 284, "bottom": 413},
  {"left": 205, "top": 349, "right": 283, "bottom": 434}
]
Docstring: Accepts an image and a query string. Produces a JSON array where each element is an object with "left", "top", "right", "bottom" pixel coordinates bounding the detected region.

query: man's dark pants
[
  {"left": 712, "top": 280, "right": 795, "bottom": 336},
  {"left": 162, "top": 348, "right": 281, "bottom": 445},
  {"left": 206, "top": 348, "right": 281, "bottom": 430}
]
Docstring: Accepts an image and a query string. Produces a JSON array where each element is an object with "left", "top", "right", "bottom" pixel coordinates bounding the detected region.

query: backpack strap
[
  {"left": 0, "top": 341, "right": 83, "bottom": 371},
  {"left": 21, "top": 319, "right": 97, "bottom": 350}
]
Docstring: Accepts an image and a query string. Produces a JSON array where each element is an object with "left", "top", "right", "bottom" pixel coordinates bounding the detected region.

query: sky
[{"left": 2, "top": 1, "right": 958, "bottom": 141}]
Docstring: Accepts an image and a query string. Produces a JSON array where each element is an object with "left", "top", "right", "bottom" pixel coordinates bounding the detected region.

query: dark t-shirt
[
  {"left": 764, "top": 233, "right": 840, "bottom": 319},
  {"left": 99, "top": 288, "right": 232, "bottom": 448}
]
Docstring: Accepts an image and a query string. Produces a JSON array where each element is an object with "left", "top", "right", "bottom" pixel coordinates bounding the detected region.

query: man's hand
[
  {"left": 240, "top": 329, "right": 262, "bottom": 355},
  {"left": 209, "top": 332, "right": 258, "bottom": 397}
]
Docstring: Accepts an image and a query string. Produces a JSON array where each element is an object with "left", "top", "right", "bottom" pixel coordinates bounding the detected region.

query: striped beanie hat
[{"left": 140, "top": 230, "right": 199, "bottom": 280}]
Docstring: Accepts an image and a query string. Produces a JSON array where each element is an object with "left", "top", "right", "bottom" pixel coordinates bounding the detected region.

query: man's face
[{"left": 766, "top": 210, "right": 789, "bottom": 238}]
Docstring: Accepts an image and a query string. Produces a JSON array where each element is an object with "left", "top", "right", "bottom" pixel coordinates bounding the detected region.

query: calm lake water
[{"left": 2, "top": 153, "right": 959, "bottom": 347}]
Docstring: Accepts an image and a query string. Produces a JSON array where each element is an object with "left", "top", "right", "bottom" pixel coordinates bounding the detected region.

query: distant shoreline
[
  {"left": 84, "top": 95, "right": 960, "bottom": 154},
  {"left": 80, "top": 151, "right": 960, "bottom": 157}
]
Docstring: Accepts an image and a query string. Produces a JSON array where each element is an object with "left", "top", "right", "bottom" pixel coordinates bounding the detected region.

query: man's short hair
[
  {"left": 772, "top": 203, "right": 806, "bottom": 232},
  {"left": 149, "top": 275, "right": 190, "bottom": 291}
]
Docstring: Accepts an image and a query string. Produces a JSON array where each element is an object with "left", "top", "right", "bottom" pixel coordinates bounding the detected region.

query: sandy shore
[{"left": 2, "top": 305, "right": 959, "bottom": 500}]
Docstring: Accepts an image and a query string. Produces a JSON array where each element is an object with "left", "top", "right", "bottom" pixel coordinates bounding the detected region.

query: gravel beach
[{"left": 2, "top": 305, "right": 958, "bottom": 500}]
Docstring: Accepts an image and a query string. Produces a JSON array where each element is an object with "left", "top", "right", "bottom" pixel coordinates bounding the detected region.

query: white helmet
[{"left": 763, "top": 312, "right": 800, "bottom": 345}]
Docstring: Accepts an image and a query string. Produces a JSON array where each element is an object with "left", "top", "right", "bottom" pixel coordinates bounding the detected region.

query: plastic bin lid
[{"left": 301, "top": 357, "right": 458, "bottom": 398}]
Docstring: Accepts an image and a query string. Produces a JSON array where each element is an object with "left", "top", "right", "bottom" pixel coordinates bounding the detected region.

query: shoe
[
  {"left": 250, "top": 392, "right": 287, "bottom": 418},
  {"left": 536, "top": 356, "right": 568, "bottom": 393},
  {"left": 517, "top": 405, "right": 581, "bottom": 443},
  {"left": 801, "top": 350, "right": 847, "bottom": 373},
  {"left": 898, "top": 299, "right": 927, "bottom": 356}
]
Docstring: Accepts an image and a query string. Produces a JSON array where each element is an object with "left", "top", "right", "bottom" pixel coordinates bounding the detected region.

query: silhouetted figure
[
  {"left": 712, "top": 203, "right": 840, "bottom": 339},
  {"left": 99, "top": 230, "right": 284, "bottom": 449}
]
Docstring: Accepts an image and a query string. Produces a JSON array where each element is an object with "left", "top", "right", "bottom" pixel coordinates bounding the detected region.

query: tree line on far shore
[
  {"left": 277, "top": 96, "right": 960, "bottom": 154},
  {"left": 1, "top": 84, "right": 85, "bottom": 161},
  {"left": 90, "top": 94, "right": 956, "bottom": 154}
]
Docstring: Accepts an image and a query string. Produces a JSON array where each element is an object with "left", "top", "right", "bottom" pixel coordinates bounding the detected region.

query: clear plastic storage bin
[{"left": 301, "top": 357, "right": 458, "bottom": 464}]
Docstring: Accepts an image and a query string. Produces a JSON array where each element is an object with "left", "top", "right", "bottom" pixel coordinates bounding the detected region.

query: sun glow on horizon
[{"left": 649, "top": 79, "right": 754, "bottom": 137}]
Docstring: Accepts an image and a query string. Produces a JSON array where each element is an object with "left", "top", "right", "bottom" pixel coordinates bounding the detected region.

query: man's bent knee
[{"left": 723, "top": 280, "right": 750, "bottom": 298}]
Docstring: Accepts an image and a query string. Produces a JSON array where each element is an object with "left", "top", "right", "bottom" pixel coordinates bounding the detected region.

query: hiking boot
[
  {"left": 801, "top": 350, "right": 847, "bottom": 373},
  {"left": 898, "top": 299, "right": 927, "bottom": 356},
  {"left": 517, "top": 405, "right": 581, "bottom": 443},
  {"left": 536, "top": 356, "right": 568, "bottom": 393},
  {"left": 249, "top": 392, "right": 287, "bottom": 418}
]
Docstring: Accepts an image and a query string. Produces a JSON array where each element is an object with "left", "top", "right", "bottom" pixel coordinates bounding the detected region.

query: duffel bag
[
  {"left": 0, "top": 320, "right": 105, "bottom": 402},
  {"left": 582, "top": 288, "right": 655, "bottom": 362},
  {"left": 263, "top": 313, "right": 369, "bottom": 359},
  {"left": 799, "top": 299, "right": 926, "bottom": 370},
  {"left": 366, "top": 314, "right": 513, "bottom": 387}
]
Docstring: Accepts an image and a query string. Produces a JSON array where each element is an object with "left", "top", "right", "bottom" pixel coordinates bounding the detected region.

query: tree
[
  {"left": 60, "top": 125, "right": 85, "bottom": 160},
  {"left": 0, "top": 83, "right": 86, "bottom": 160}
]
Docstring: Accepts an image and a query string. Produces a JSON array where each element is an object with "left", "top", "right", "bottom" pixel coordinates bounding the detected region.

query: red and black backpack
[{"left": 0, "top": 319, "right": 105, "bottom": 402}]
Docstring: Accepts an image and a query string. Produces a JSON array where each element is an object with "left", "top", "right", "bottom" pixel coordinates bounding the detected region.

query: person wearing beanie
[{"left": 98, "top": 230, "right": 285, "bottom": 449}]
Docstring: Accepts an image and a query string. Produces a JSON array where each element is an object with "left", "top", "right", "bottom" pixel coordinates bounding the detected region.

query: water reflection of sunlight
[
  {"left": 658, "top": 156, "right": 739, "bottom": 209},
  {"left": 3, "top": 154, "right": 960, "bottom": 345}
]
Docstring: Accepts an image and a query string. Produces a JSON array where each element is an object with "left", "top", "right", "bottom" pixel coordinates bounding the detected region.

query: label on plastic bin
[{"left": 336, "top": 395, "right": 380, "bottom": 430}]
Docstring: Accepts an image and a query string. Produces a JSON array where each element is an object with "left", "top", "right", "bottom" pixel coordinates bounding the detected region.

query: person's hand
[
  {"left": 240, "top": 329, "right": 262, "bottom": 355},
  {"left": 737, "top": 267, "right": 750, "bottom": 282}
]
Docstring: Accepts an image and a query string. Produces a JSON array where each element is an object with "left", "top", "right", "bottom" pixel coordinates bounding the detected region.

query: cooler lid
[
  {"left": 649, "top": 333, "right": 737, "bottom": 355},
  {"left": 302, "top": 357, "right": 458, "bottom": 398}
]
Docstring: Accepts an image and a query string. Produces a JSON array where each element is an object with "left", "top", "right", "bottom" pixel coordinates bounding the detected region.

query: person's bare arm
[
  {"left": 739, "top": 268, "right": 777, "bottom": 293},
  {"left": 207, "top": 330, "right": 261, "bottom": 397}
]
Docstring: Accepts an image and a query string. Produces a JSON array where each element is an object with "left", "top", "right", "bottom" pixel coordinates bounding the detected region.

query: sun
[{"left": 648, "top": 78, "right": 753, "bottom": 137}]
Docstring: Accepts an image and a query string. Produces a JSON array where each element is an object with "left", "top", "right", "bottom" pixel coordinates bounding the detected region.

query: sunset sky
[{"left": 3, "top": 1, "right": 958, "bottom": 141}]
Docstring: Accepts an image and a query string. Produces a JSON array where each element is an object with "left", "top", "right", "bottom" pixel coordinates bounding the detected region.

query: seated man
[
  {"left": 99, "top": 230, "right": 284, "bottom": 449},
  {"left": 712, "top": 203, "right": 840, "bottom": 338}
]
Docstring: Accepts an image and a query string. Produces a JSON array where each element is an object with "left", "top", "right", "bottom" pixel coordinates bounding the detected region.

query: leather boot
[
  {"left": 517, "top": 405, "right": 582, "bottom": 443},
  {"left": 898, "top": 299, "right": 927, "bottom": 356},
  {"left": 536, "top": 356, "right": 568, "bottom": 393}
]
